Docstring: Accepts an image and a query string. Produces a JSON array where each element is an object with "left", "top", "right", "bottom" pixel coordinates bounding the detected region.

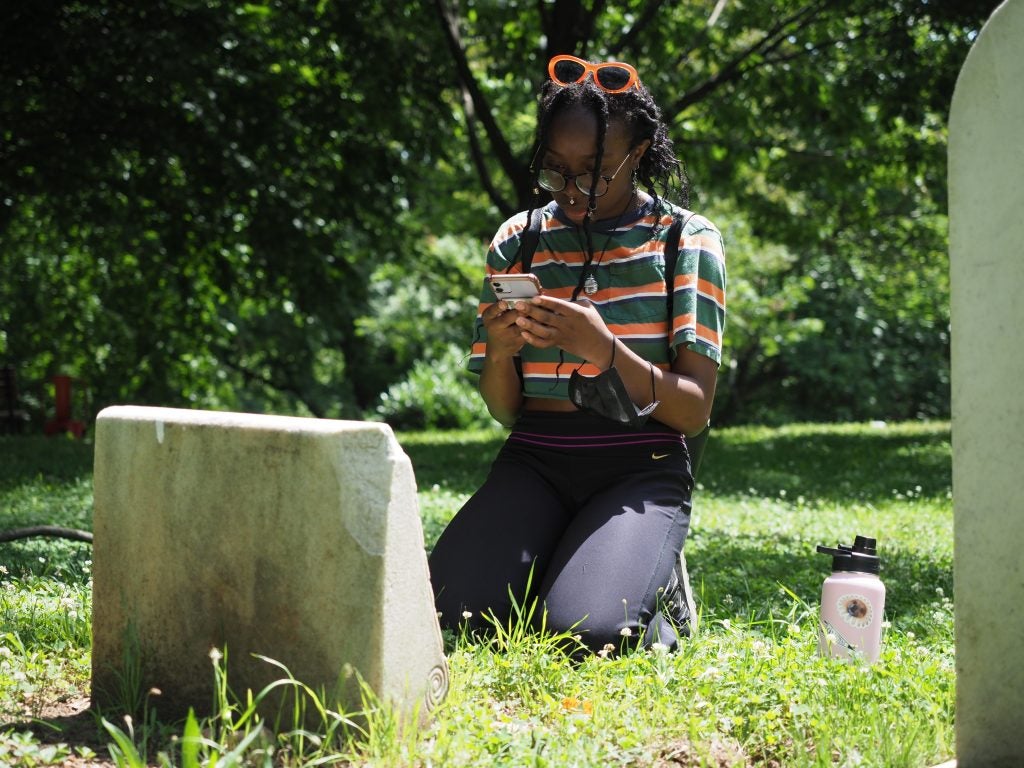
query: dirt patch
[
  {"left": 652, "top": 735, "right": 751, "bottom": 767},
  {"left": 1, "top": 694, "right": 117, "bottom": 767}
]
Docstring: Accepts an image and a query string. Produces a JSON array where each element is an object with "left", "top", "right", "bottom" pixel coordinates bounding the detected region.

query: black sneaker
[{"left": 658, "top": 548, "right": 697, "bottom": 639}]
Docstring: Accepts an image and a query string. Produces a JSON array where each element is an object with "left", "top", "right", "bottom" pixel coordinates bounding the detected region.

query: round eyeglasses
[{"left": 536, "top": 152, "right": 633, "bottom": 198}]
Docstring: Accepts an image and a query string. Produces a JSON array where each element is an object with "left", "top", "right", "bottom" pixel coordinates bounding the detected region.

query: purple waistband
[{"left": 509, "top": 411, "right": 683, "bottom": 450}]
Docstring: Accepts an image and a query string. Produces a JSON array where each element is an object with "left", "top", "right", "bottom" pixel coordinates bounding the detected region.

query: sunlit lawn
[{"left": 1, "top": 421, "right": 953, "bottom": 766}]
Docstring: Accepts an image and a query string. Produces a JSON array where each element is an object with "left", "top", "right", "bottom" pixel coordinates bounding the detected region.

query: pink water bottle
[{"left": 816, "top": 535, "right": 886, "bottom": 664}]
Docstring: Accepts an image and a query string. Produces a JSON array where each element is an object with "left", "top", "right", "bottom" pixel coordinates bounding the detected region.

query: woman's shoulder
[
  {"left": 491, "top": 204, "right": 565, "bottom": 252},
  {"left": 493, "top": 202, "right": 559, "bottom": 240},
  {"left": 656, "top": 199, "right": 722, "bottom": 237}
]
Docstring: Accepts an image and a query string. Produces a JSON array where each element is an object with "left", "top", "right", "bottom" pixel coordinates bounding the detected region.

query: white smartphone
[{"left": 488, "top": 274, "right": 542, "bottom": 307}]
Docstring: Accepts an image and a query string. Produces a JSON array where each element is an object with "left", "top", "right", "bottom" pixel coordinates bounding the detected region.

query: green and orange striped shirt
[{"left": 468, "top": 198, "right": 726, "bottom": 400}]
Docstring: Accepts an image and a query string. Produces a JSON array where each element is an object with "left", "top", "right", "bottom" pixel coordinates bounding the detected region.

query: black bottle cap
[{"left": 817, "top": 534, "right": 880, "bottom": 574}]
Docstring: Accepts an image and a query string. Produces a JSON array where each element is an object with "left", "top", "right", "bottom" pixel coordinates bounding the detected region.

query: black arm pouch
[{"left": 568, "top": 366, "right": 659, "bottom": 429}]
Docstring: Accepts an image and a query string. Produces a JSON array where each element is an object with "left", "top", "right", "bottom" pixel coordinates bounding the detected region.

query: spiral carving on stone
[{"left": 425, "top": 660, "right": 450, "bottom": 709}]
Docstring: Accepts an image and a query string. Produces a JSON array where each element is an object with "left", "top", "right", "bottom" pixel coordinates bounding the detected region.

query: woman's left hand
[{"left": 512, "top": 295, "right": 614, "bottom": 366}]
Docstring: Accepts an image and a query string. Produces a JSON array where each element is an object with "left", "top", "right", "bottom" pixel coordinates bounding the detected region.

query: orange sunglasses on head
[{"left": 548, "top": 54, "right": 640, "bottom": 94}]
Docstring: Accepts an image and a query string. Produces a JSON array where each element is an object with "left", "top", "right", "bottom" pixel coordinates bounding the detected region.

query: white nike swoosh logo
[{"left": 651, "top": 452, "right": 671, "bottom": 460}]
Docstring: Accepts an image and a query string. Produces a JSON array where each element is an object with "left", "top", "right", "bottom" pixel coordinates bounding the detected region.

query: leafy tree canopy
[{"left": 0, "top": 0, "right": 998, "bottom": 426}]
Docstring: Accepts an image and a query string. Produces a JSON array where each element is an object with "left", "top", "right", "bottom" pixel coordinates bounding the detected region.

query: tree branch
[
  {"left": 669, "top": 0, "right": 830, "bottom": 115},
  {"left": 609, "top": 0, "right": 671, "bottom": 58},
  {"left": 459, "top": 88, "right": 515, "bottom": 218},
  {"left": 432, "top": 0, "right": 519, "bottom": 214}
]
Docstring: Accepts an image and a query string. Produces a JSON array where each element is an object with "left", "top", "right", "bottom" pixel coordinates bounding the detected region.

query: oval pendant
[{"left": 584, "top": 274, "right": 599, "bottom": 295}]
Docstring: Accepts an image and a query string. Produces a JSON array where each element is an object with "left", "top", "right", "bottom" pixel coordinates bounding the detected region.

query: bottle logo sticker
[{"left": 836, "top": 593, "right": 873, "bottom": 628}]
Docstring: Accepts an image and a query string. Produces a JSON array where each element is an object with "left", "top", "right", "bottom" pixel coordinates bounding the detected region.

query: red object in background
[{"left": 44, "top": 375, "right": 86, "bottom": 439}]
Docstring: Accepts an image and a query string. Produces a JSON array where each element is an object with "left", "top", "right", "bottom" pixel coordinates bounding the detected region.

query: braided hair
[{"left": 518, "top": 76, "right": 689, "bottom": 299}]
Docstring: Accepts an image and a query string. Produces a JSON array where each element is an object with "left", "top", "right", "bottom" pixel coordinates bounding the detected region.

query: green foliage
[
  {"left": 356, "top": 232, "right": 488, "bottom": 429},
  {"left": 371, "top": 343, "right": 491, "bottom": 430},
  {"left": 0, "top": 0, "right": 996, "bottom": 426},
  {"left": 1, "top": 0, "right": 455, "bottom": 420}
]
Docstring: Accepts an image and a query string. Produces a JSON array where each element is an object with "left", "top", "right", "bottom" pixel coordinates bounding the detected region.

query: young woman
[{"left": 429, "top": 55, "right": 726, "bottom": 652}]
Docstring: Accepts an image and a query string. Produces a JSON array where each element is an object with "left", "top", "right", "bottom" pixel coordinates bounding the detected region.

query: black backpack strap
[
  {"left": 663, "top": 215, "right": 686, "bottom": 316},
  {"left": 518, "top": 209, "right": 544, "bottom": 273}
]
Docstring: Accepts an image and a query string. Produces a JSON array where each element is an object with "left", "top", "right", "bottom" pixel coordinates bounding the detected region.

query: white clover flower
[
  {"left": 462, "top": 611, "right": 473, "bottom": 620},
  {"left": 209, "top": 647, "right": 223, "bottom": 663},
  {"left": 651, "top": 642, "right": 669, "bottom": 655},
  {"left": 619, "top": 627, "right": 633, "bottom": 637}
]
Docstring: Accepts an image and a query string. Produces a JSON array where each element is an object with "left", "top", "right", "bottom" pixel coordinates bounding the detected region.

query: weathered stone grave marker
[
  {"left": 950, "top": 0, "right": 1024, "bottom": 765},
  {"left": 91, "top": 406, "right": 448, "bottom": 721}
]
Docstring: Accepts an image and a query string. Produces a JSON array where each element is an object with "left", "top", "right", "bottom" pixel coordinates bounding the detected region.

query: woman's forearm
[
  {"left": 479, "top": 354, "right": 524, "bottom": 427},
  {"left": 611, "top": 340, "right": 717, "bottom": 436}
]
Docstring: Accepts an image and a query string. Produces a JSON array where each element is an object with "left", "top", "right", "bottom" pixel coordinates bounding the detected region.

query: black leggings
[{"left": 429, "top": 410, "right": 694, "bottom": 651}]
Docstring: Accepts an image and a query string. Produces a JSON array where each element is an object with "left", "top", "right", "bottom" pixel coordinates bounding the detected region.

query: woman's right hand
[
  {"left": 482, "top": 300, "right": 528, "bottom": 359},
  {"left": 479, "top": 300, "right": 529, "bottom": 426}
]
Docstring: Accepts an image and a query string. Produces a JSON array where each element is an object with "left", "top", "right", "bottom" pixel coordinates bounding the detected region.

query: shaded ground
[{"left": 2, "top": 693, "right": 117, "bottom": 767}]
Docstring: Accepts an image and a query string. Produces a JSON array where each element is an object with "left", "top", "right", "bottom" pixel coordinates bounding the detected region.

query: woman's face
[{"left": 542, "top": 106, "right": 648, "bottom": 224}]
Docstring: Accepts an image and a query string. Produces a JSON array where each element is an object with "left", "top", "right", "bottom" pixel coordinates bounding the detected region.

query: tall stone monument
[
  {"left": 92, "top": 406, "right": 448, "bottom": 722},
  {"left": 949, "top": 1, "right": 1024, "bottom": 765}
]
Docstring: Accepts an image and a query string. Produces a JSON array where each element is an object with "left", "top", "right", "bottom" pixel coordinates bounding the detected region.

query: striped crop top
[{"left": 467, "top": 198, "right": 726, "bottom": 401}]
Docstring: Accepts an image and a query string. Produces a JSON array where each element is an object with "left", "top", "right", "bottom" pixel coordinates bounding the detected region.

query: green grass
[{"left": 0, "top": 422, "right": 954, "bottom": 766}]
